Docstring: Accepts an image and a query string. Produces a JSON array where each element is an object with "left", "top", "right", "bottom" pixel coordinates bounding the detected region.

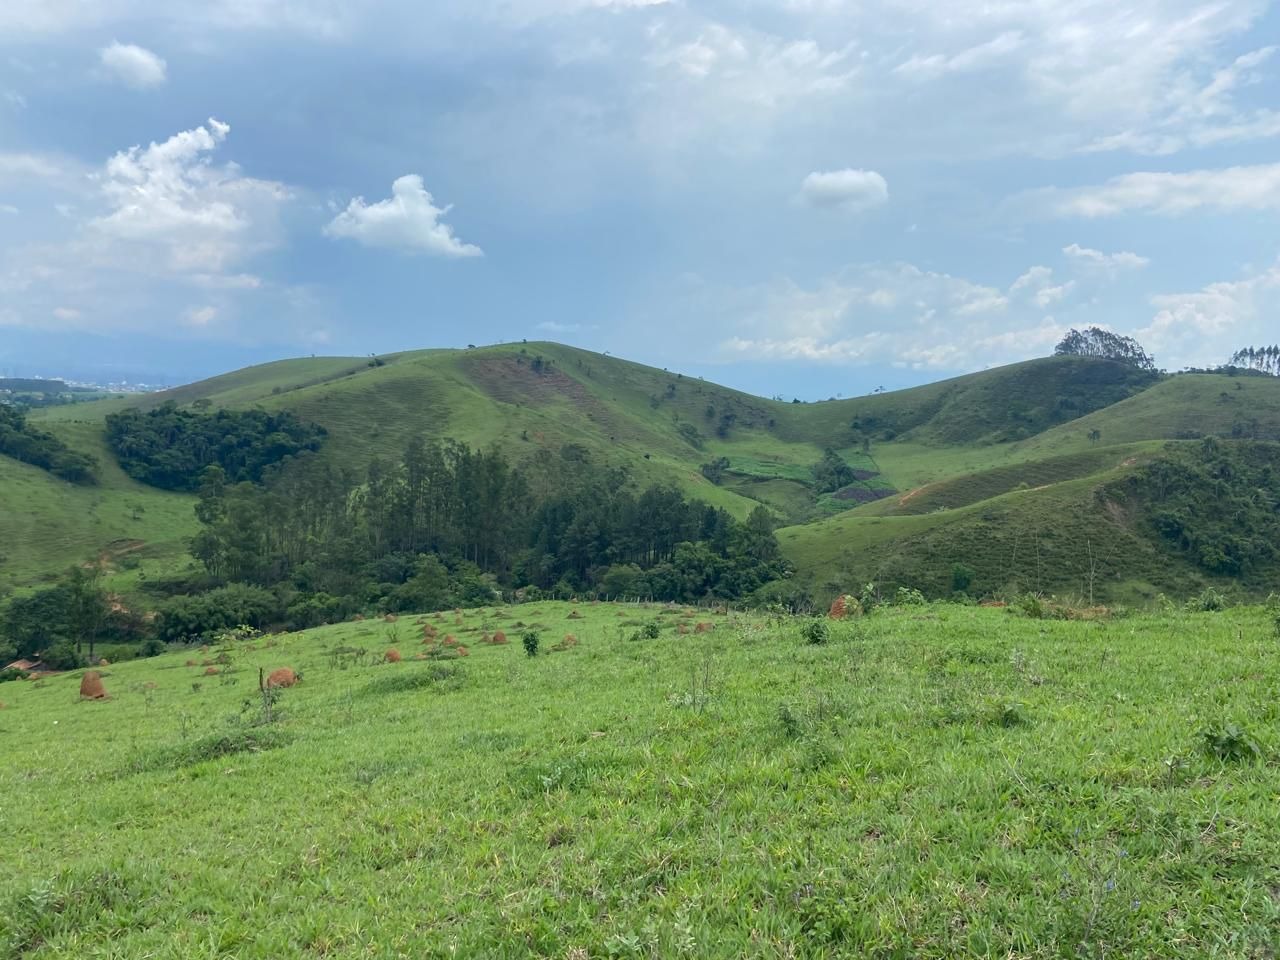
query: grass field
[{"left": 2, "top": 600, "right": 1278, "bottom": 958}]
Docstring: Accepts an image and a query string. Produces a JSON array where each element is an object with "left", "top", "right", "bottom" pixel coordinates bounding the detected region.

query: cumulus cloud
[
  {"left": 0, "top": 117, "right": 302, "bottom": 342},
  {"left": 1063, "top": 243, "right": 1150, "bottom": 271},
  {"left": 89, "top": 117, "right": 289, "bottom": 272},
  {"left": 1140, "top": 260, "right": 1280, "bottom": 369},
  {"left": 1034, "top": 163, "right": 1280, "bottom": 217},
  {"left": 99, "top": 41, "right": 167, "bottom": 88},
  {"left": 800, "top": 169, "right": 888, "bottom": 213},
  {"left": 325, "top": 175, "right": 482, "bottom": 258}
]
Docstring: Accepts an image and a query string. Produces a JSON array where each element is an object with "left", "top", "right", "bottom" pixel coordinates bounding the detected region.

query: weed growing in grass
[
  {"left": 128, "top": 726, "right": 292, "bottom": 773},
  {"left": 1010, "top": 648, "right": 1046, "bottom": 685},
  {"left": 667, "top": 655, "right": 720, "bottom": 713},
  {"left": 1061, "top": 843, "right": 1137, "bottom": 959},
  {"left": 327, "top": 647, "right": 368, "bottom": 670},
  {"left": 986, "top": 699, "right": 1026, "bottom": 728},
  {"left": 2, "top": 868, "right": 149, "bottom": 957},
  {"left": 1200, "top": 721, "right": 1262, "bottom": 762},
  {"left": 362, "top": 663, "right": 465, "bottom": 696}
]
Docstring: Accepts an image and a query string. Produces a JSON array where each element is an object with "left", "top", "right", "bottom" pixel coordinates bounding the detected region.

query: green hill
[{"left": 8, "top": 343, "right": 1280, "bottom": 604}]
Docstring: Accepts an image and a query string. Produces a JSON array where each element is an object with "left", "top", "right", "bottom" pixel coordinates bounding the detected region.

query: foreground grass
[{"left": 2, "top": 601, "right": 1279, "bottom": 958}]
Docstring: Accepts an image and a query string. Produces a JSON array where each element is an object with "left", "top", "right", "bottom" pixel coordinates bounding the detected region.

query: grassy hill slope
[
  {"left": 3, "top": 601, "right": 1279, "bottom": 957},
  {"left": 10, "top": 345, "right": 1280, "bottom": 601},
  {"left": 0, "top": 422, "right": 197, "bottom": 593}
]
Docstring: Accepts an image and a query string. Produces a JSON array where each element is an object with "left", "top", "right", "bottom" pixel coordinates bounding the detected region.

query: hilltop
[{"left": 7, "top": 341, "right": 1280, "bottom": 604}]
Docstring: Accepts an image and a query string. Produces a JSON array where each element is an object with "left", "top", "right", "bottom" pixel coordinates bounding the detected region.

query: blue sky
[{"left": 1, "top": 0, "right": 1278, "bottom": 397}]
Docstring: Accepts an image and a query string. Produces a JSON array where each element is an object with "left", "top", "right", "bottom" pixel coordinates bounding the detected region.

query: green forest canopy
[{"left": 105, "top": 404, "right": 327, "bottom": 492}]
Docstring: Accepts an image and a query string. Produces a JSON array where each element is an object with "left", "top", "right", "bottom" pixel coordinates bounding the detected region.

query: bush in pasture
[
  {"left": 1188, "top": 586, "right": 1230, "bottom": 613},
  {"left": 137, "top": 636, "right": 167, "bottom": 658},
  {"left": 42, "top": 642, "right": 84, "bottom": 671},
  {"left": 801, "top": 619, "right": 830, "bottom": 645},
  {"left": 0, "top": 666, "right": 28, "bottom": 682},
  {"left": 894, "top": 586, "right": 926, "bottom": 607},
  {"left": 155, "top": 584, "right": 281, "bottom": 644},
  {"left": 951, "top": 563, "right": 974, "bottom": 594},
  {"left": 522, "top": 630, "right": 540, "bottom": 657}
]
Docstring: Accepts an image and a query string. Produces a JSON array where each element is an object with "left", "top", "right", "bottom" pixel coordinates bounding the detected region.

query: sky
[{"left": 1, "top": 0, "right": 1278, "bottom": 398}]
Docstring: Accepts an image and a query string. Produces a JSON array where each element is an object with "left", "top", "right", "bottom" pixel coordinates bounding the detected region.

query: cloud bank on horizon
[{"left": 0, "top": 0, "right": 1278, "bottom": 393}]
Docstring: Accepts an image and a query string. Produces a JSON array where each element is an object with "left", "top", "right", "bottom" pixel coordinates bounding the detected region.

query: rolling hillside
[{"left": 8, "top": 342, "right": 1280, "bottom": 602}]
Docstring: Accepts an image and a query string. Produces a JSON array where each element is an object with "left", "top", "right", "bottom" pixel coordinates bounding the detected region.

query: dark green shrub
[
  {"left": 800, "top": 619, "right": 830, "bottom": 645},
  {"left": 895, "top": 586, "right": 926, "bottom": 606},
  {"left": 522, "top": 630, "right": 540, "bottom": 657},
  {"left": 136, "top": 636, "right": 167, "bottom": 658},
  {"left": 42, "top": 642, "right": 84, "bottom": 670},
  {"left": 155, "top": 584, "right": 281, "bottom": 643},
  {"left": 1188, "top": 586, "right": 1230, "bottom": 612},
  {"left": 0, "top": 666, "right": 28, "bottom": 682},
  {"left": 1200, "top": 722, "right": 1262, "bottom": 762}
]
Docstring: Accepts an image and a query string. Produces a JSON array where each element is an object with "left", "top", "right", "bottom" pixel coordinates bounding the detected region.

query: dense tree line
[
  {"left": 1120, "top": 438, "right": 1280, "bottom": 576},
  {"left": 105, "top": 404, "right": 327, "bottom": 492},
  {"left": 188, "top": 439, "right": 788, "bottom": 621},
  {"left": 1055, "top": 327, "right": 1155, "bottom": 371},
  {"left": 0, "top": 404, "right": 97, "bottom": 484},
  {"left": 1228, "top": 346, "right": 1280, "bottom": 376}
]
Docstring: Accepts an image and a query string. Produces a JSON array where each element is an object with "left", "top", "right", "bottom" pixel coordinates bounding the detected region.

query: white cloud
[
  {"left": 1140, "top": 260, "right": 1280, "bottom": 369},
  {"left": 647, "top": 21, "right": 857, "bottom": 113},
  {"left": 0, "top": 152, "right": 64, "bottom": 182},
  {"left": 324, "top": 175, "right": 482, "bottom": 258},
  {"left": 800, "top": 169, "right": 888, "bottom": 213},
  {"left": 894, "top": 31, "right": 1024, "bottom": 79},
  {"left": 1063, "top": 243, "right": 1150, "bottom": 271},
  {"left": 88, "top": 117, "right": 289, "bottom": 273},
  {"left": 1035, "top": 163, "right": 1280, "bottom": 217},
  {"left": 0, "top": 204, "right": 17, "bottom": 215},
  {"left": 713, "top": 261, "right": 1042, "bottom": 370},
  {"left": 1011, "top": 266, "right": 1074, "bottom": 308},
  {"left": 183, "top": 305, "right": 218, "bottom": 327},
  {"left": 1082, "top": 44, "right": 1280, "bottom": 155},
  {"left": 0, "top": 117, "right": 300, "bottom": 342},
  {"left": 99, "top": 42, "right": 167, "bottom": 89}
]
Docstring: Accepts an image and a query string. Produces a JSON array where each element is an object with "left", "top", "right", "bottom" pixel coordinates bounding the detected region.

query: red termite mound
[
  {"left": 79, "top": 671, "right": 108, "bottom": 700},
  {"left": 385, "top": 648, "right": 402, "bottom": 663},
  {"left": 266, "top": 667, "right": 298, "bottom": 688}
]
